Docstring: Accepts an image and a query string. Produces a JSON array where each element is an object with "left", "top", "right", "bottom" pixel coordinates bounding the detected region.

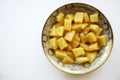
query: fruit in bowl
[{"left": 42, "top": 3, "right": 113, "bottom": 74}]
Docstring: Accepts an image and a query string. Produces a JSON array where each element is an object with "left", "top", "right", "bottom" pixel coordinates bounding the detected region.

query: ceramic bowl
[{"left": 41, "top": 3, "right": 113, "bottom": 74}]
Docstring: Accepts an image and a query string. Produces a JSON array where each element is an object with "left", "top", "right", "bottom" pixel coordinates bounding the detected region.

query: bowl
[{"left": 41, "top": 3, "right": 113, "bottom": 74}]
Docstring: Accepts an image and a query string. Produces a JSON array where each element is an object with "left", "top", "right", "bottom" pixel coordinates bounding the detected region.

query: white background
[{"left": 0, "top": 0, "right": 120, "bottom": 80}]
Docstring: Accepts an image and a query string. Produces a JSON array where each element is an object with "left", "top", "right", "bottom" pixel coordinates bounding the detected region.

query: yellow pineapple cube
[
  {"left": 57, "top": 37, "right": 68, "bottom": 50},
  {"left": 64, "top": 18, "right": 72, "bottom": 31},
  {"left": 49, "top": 38, "right": 58, "bottom": 49},
  {"left": 86, "top": 32, "right": 97, "bottom": 43},
  {"left": 66, "top": 51, "right": 75, "bottom": 60},
  {"left": 96, "top": 28, "right": 103, "bottom": 36},
  {"left": 87, "top": 51, "right": 97, "bottom": 63},
  {"left": 83, "top": 13, "right": 90, "bottom": 22},
  {"left": 65, "top": 44, "right": 72, "bottom": 51},
  {"left": 72, "top": 23, "right": 82, "bottom": 32},
  {"left": 80, "top": 23, "right": 89, "bottom": 30},
  {"left": 65, "top": 14, "right": 74, "bottom": 21},
  {"left": 56, "top": 13, "right": 64, "bottom": 24},
  {"left": 80, "top": 43, "right": 89, "bottom": 51},
  {"left": 74, "top": 12, "right": 84, "bottom": 23},
  {"left": 97, "top": 35, "right": 107, "bottom": 47},
  {"left": 76, "top": 57, "right": 89, "bottom": 64},
  {"left": 55, "top": 50, "right": 67, "bottom": 60},
  {"left": 83, "top": 26, "right": 90, "bottom": 34},
  {"left": 69, "top": 39, "right": 80, "bottom": 48},
  {"left": 64, "top": 31, "right": 76, "bottom": 42},
  {"left": 55, "top": 26, "right": 64, "bottom": 36},
  {"left": 80, "top": 33, "right": 87, "bottom": 43},
  {"left": 90, "top": 13, "right": 99, "bottom": 23},
  {"left": 49, "top": 26, "right": 56, "bottom": 36},
  {"left": 88, "top": 42, "right": 99, "bottom": 51},
  {"left": 74, "top": 33, "right": 80, "bottom": 41},
  {"left": 89, "top": 24, "right": 99, "bottom": 34},
  {"left": 63, "top": 56, "right": 74, "bottom": 64},
  {"left": 72, "top": 47, "right": 86, "bottom": 57}
]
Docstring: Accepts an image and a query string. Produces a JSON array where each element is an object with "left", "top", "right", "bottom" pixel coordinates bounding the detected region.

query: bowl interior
[{"left": 42, "top": 3, "right": 113, "bottom": 74}]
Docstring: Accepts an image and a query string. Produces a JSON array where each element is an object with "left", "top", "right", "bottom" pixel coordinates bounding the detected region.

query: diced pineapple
[
  {"left": 87, "top": 51, "right": 97, "bottom": 63},
  {"left": 96, "top": 28, "right": 103, "bottom": 36},
  {"left": 55, "top": 26, "right": 64, "bottom": 36},
  {"left": 90, "top": 13, "right": 99, "bottom": 23},
  {"left": 83, "top": 13, "right": 90, "bottom": 22},
  {"left": 88, "top": 42, "right": 99, "bottom": 51},
  {"left": 86, "top": 32, "right": 97, "bottom": 43},
  {"left": 66, "top": 51, "right": 75, "bottom": 60},
  {"left": 69, "top": 39, "right": 80, "bottom": 48},
  {"left": 83, "top": 26, "right": 90, "bottom": 34},
  {"left": 56, "top": 13, "right": 64, "bottom": 24},
  {"left": 54, "top": 23, "right": 63, "bottom": 27},
  {"left": 80, "top": 43, "right": 89, "bottom": 51},
  {"left": 80, "top": 33, "right": 87, "bottom": 43},
  {"left": 64, "top": 31, "right": 76, "bottom": 42},
  {"left": 64, "top": 18, "right": 72, "bottom": 31},
  {"left": 63, "top": 56, "right": 74, "bottom": 64},
  {"left": 76, "top": 57, "right": 89, "bottom": 64},
  {"left": 65, "top": 14, "right": 74, "bottom": 21},
  {"left": 49, "top": 26, "right": 56, "bottom": 36},
  {"left": 80, "top": 23, "right": 89, "bottom": 30},
  {"left": 89, "top": 24, "right": 99, "bottom": 34},
  {"left": 49, "top": 38, "right": 58, "bottom": 49},
  {"left": 72, "top": 23, "right": 82, "bottom": 32},
  {"left": 74, "top": 12, "right": 83, "bottom": 23},
  {"left": 97, "top": 35, "right": 107, "bottom": 47},
  {"left": 74, "top": 33, "right": 80, "bottom": 41},
  {"left": 55, "top": 50, "right": 67, "bottom": 60},
  {"left": 65, "top": 44, "right": 72, "bottom": 51},
  {"left": 72, "top": 47, "right": 86, "bottom": 57},
  {"left": 57, "top": 37, "right": 68, "bottom": 50}
]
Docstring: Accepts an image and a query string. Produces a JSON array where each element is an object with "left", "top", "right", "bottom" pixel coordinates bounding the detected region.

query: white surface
[{"left": 0, "top": 0, "right": 120, "bottom": 80}]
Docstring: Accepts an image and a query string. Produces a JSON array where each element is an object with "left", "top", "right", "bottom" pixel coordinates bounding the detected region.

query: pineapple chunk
[
  {"left": 64, "top": 18, "right": 72, "bottom": 31},
  {"left": 83, "top": 26, "right": 90, "bottom": 35},
  {"left": 64, "top": 31, "right": 76, "bottom": 42},
  {"left": 80, "top": 43, "right": 89, "bottom": 51},
  {"left": 56, "top": 13, "right": 64, "bottom": 24},
  {"left": 65, "top": 44, "right": 72, "bottom": 51},
  {"left": 97, "top": 35, "right": 107, "bottom": 47},
  {"left": 90, "top": 13, "right": 99, "bottom": 23},
  {"left": 86, "top": 32, "right": 97, "bottom": 43},
  {"left": 49, "top": 26, "right": 56, "bottom": 36},
  {"left": 63, "top": 56, "right": 74, "bottom": 64},
  {"left": 87, "top": 51, "right": 97, "bottom": 63},
  {"left": 89, "top": 24, "right": 99, "bottom": 34},
  {"left": 69, "top": 39, "right": 80, "bottom": 48},
  {"left": 74, "top": 12, "right": 84, "bottom": 23},
  {"left": 83, "top": 13, "right": 90, "bottom": 22},
  {"left": 80, "top": 33, "right": 87, "bottom": 43},
  {"left": 96, "top": 28, "right": 103, "bottom": 36},
  {"left": 54, "top": 23, "right": 63, "bottom": 28},
  {"left": 65, "top": 14, "right": 74, "bottom": 21},
  {"left": 57, "top": 37, "right": 68, "bottom": 50},
  {"left": 74, "top": 33, "right": 80, "bottom": 41},
  {"left": 72, "top": 47, "right": 86, "bottom": 57},
  {"left": 55, "top": 26, "right": 64, "bottom": 36},
  {"left": 72, "top": 23, "right": 82, "bottom": 32},
  {"left": 66, "top": 51, "right": 75, "bottom": 59},
  {"left": 88, "top": 42, "right": 99, "bottom": 51},
  {"left": 80, "top": 23, "right": 89, "bottom": 30},
  {"left": 55, "top": 50, "right": 67, "bottom": 60},
  {"left": 49, "top": 38, "right": 58, "bottom": 49},
  {"left": 76, "top": 57, "right": 89, "bottom": 64}
]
